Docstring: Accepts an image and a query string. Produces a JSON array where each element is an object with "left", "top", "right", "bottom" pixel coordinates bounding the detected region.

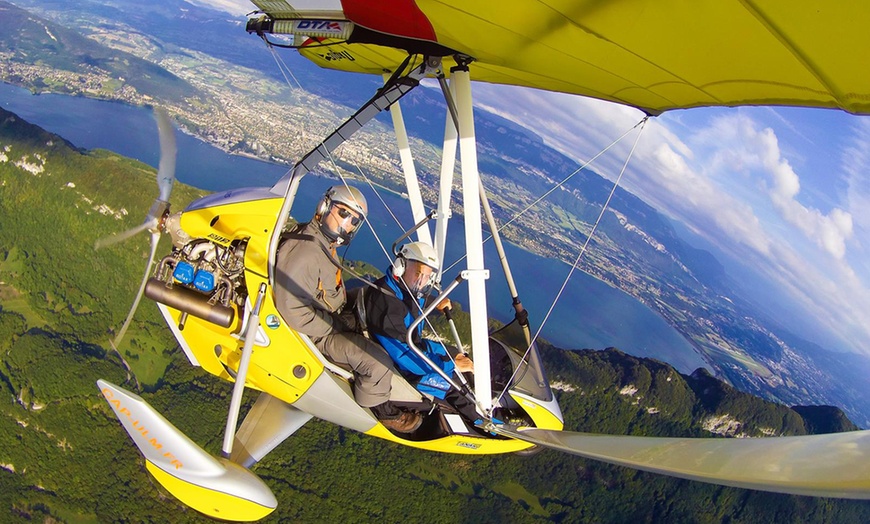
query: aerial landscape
[{"left": 2, "top": 0, "right": 870, "bottom": 522}]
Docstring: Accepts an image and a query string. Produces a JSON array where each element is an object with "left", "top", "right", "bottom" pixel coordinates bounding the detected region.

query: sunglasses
[{"left": 334, "top": 206, "right": 362, "bottom": 226}]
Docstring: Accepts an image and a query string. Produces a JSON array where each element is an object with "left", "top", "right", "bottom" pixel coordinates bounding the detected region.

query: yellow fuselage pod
[
  {"left": 163, "top": 192, "right": 561, "bottom": 455},
  {"left": 169, "top": 192, "right": 325, "bottom": 404}
]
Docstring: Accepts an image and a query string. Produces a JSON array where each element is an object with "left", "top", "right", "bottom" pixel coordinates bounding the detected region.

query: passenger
[
  {"left": 363, "top": 241, "right": 478, "bottom": 420},
  {"left": 274, "top": 185, "right": 422, "bottom": 433}
]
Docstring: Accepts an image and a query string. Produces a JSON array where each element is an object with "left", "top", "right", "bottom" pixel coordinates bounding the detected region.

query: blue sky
[{"left": 210, "top": 0, "right": 870, "bottom": 355}]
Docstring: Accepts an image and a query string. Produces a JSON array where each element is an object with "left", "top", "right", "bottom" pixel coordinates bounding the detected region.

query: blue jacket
[{"left": 364, "top": 269, "right": 455, "bottom": 398}]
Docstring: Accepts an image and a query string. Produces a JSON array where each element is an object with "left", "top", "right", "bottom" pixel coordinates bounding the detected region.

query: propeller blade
[
  {"left": 94, "top": 219, "right": 156, "bottom": 250},
  {"left": 103, "top": 107, "right": 178, "bottom": 354},
  {"left": 493, "top": 425, "right": 870, "bottom": 499},
  {"left": 154, "top": 107, "right": 176, "bottom": 202},
  {"left": 110, "top": 232, "right": 160, "bottom": 350},
  {"left": 95, "top": 107, "right": 176, "bottom": 250}
]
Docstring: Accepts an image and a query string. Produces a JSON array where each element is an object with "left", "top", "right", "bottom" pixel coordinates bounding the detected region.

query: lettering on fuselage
[
  {"left": 102, "top": 388, "right": 184, "bottom": 470},
  {"left": 456, "top": 441, "right": 481, "bottom": 450},
  {"left": 317, "top": 50, "right": 355, "bottom": 62},
  {"left": 207, "top": 233, "right": 231, "bottom": 245}
]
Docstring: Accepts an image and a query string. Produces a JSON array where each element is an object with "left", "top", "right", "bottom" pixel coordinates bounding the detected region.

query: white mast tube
[
  {"left": 454, "top": 69, "right": 492, "bottom": 414},
  {"left": 434, "top": 79, "right": 458, "bottom": 278},
  {"left": 385, "top": 74, "right": 432, "bottom": 246}
]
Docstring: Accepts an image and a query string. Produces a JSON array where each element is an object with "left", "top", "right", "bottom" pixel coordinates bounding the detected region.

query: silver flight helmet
[{"left": 317, "top": 185, "right": 368, "bottom": 245}]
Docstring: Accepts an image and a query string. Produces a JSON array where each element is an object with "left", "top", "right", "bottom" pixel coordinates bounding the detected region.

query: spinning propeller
[{"left": 97, "top": 107, "right": 177, "bottom": 351}]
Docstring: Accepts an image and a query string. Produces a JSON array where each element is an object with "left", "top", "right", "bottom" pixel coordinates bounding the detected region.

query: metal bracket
[{"left": 460, "top": 269, "right": 490, "bottom": 280}]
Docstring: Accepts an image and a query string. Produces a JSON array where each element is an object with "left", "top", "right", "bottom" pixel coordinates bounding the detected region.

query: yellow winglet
[{"left": 146, "top": 459, "right": 276, "bottom": 521}]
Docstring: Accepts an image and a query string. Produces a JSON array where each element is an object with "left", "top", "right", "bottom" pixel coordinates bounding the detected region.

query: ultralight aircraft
[{"left": 97, "top": 1, "right": 870, "bottom": 520}]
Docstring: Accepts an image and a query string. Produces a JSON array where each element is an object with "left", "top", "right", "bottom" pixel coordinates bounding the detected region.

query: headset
[
  {"left": 315, "top": 192, "right": 332, "bottom": 219},
  {"left": 392, "top": 254, "right": 407, "bottom": 279}
]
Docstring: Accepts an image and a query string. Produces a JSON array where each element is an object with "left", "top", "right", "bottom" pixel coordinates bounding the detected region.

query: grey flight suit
[{"left": 274, "top": 221, "right": 393, "bottom": 408}]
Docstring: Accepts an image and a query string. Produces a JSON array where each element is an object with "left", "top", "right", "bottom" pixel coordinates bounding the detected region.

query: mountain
[{"left": 4, "top": 108, "right": 870, "bottom": 521}]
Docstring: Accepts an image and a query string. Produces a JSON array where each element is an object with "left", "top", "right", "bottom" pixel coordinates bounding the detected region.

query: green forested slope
[{"left": 2, "top": 108, "right": 869, "bottom": 522}]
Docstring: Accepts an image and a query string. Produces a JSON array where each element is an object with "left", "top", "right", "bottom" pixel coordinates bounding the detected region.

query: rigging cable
[
  {"left": 442, "top": 117, "right": 648, "bottom": 274},
  {"left": 351, "top": 162, "right": 407, "bottom": 240},
  {"left": 492, "top": 116, "right": 649, "bottom": 408},
  {"left": 264, "top": 35, "right": 411, "bottom": 268},
  {"left": 262, "top": 34, "right": 349, "bottom": 49},
  {"left": 267, "top": 43, "right": 303, "bottom": 91}
]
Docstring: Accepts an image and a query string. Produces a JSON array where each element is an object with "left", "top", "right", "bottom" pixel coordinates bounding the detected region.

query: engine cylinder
[{"left": 144, "top": 278, "right": 235, "bottom": 328}]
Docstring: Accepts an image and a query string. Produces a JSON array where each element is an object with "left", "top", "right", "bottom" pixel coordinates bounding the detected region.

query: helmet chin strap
[{"left": 318, "top": 218, "right": 339, "bottom": 243}]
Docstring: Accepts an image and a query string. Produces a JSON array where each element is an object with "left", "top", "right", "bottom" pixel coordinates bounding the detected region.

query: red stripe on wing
[{"left": 342, "top": 0, "right": 437, "bottom": 42}]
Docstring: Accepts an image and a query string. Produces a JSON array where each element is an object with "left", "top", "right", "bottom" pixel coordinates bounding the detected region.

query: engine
[{"left": 144, "top": 213, "right": 248, "bottom": 330}]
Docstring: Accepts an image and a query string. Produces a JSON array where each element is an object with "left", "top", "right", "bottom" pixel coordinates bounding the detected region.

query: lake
[{"left": 0, "top": 81, "right": 708, "bottom": 373}]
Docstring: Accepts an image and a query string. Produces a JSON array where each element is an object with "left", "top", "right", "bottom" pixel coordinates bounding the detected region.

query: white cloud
[
  {"left": 685, "top": 113, "right": 855, "bottom": 259},
  {"left": 640, "top": 137, "right": 773, "bottom": 257},
  {"left": 845, "top": 119, "right": 870, "bottom": 236},
  {"left": 185, "top": 0, "right": 253, "bottom": 16},
  {"left": 649, "top": 113, "right": 870, "bottom": 351}
]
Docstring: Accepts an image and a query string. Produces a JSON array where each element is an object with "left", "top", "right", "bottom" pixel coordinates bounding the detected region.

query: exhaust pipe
[{"left": 145, "top": 278, "right": 235, "bottom": 328}]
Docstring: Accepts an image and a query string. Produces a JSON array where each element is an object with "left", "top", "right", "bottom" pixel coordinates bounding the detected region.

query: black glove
[{"left": 333, "top": 308, "right": 361, "bottom": 333}]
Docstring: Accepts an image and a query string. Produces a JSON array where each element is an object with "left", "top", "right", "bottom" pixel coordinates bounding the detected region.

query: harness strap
[{"left": 352, "top": 283, "right": 397, "bottom": 337}]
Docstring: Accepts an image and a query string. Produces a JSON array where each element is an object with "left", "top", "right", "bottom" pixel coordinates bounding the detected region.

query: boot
[
  {"left": 371, "top": 402, "right": 422, "bottom": 434},
  {"left": 380, "top": 411, "right": 422, "bottom": 433}
]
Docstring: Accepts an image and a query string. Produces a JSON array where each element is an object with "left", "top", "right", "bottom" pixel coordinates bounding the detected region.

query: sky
[{"left": 205, "top": 1, "right": 870, "bottom": 355}]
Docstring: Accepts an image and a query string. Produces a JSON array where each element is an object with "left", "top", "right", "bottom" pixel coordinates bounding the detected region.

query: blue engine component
[
  {"left": 193, "top": 270, "right": 216, "bottom": 293},
  {"left": 173, "top": 261, "right": 195, "bottom": 285}
]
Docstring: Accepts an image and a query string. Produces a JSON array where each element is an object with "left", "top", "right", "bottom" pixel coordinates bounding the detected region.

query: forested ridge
[{"left": 2, "top": 107, "right": 869, "bottom": 522}]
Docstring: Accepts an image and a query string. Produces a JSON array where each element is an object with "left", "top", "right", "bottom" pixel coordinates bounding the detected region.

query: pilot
[
  {"left": 363, "top": 241, "right": 477, "bottom": 420},
  {"left": 274, "top": 185, "right": 422, "bottom": 433}
]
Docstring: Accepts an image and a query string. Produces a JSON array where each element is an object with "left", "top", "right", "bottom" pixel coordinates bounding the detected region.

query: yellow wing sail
[{"left": 253, "top": 0, "right": 870, "bottom": 115}]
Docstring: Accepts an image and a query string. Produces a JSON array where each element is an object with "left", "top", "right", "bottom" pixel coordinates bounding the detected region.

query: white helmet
[
  {"left": 396, "top": 241, "right": 438, "bottom": 270},
  {"left": 394, "top": 241, "right": 439, "bottom": 296},
  {"left": 316, "top": 185, "right": 367, "bottom": 244}
]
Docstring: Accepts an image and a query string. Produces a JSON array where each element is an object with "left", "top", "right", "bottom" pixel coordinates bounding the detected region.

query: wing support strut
[
  {"left": 385, "top": 74, "right": 433, "bottom": 245},
  {"left": 222, "top": 282, "right": 267, "bottom": 457},
  {"left": 453, "top": 67, "right": 493, "bottom": 413},
  {"left": 434, "top": 77, "right": 458, "bottom": 278},
  {"left": 439, "top": 71, "right": 531, "bottom": 346}
]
